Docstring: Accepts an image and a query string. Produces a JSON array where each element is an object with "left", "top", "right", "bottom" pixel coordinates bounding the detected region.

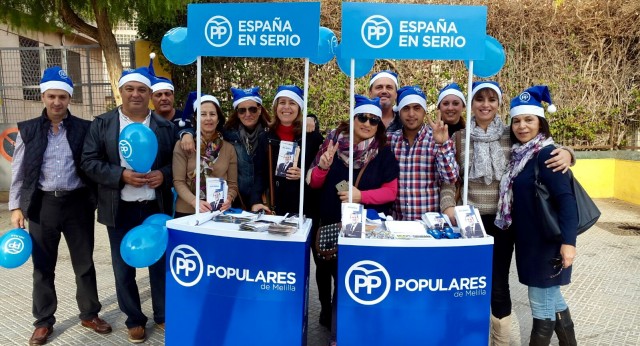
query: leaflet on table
[
  {"left": 453, "top": 205, "right": 487, "bottom": 238},
  {"left": 422, "top": 212, "right": 454, "bottom": 230},
  {"left": 341, "top": 203, "right": 365, "bottom": 238},
  {"left": 275, "top": 140, "right": 300, "bottom": 177},
  {"left": 206, "top": 178, "right": 228, "bottom": 211},
  {"left": 385, "top": 221, "right": 432, "bottom": 239}
]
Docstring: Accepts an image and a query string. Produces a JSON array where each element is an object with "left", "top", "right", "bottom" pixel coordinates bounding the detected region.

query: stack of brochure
[
  {"left": 267, "top": 223, "right": 298, "bottom": 235},
  {"left": 240, "top": 220, "right": 274, "bottom": 232},
  {"left": 453, "top": 205, "right": 487, "bottom": 239},
  {"left": 421, "top": 212, "right": 454, "bottom": 230},
  {"left": 385, "top": 221, "right": 431, "bottom": 239}
]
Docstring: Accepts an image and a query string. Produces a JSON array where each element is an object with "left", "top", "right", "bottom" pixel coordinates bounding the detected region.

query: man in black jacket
[
  {"left": 9, "top": 66, "right": 111, "bottom": 345},
  {"left": 81, "top": 67, "right": 175, "bottom": 344}
]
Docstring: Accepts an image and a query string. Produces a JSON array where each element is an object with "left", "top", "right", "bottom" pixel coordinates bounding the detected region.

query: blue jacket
[{"left": 223, "top": 126, "right": 269, "bottom": 208}]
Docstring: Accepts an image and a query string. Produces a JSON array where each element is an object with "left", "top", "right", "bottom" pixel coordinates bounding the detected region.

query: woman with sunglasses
[
  {"left": 173, "top": 92, "right": 238, "bottom": 217},
  {"left": 266, "top": 85, "right": 324, "bottom": 216},
  {"left": 307, "top": 95, "right": 400, "bottom": 346},
  {"left": 495, "top": 86, "right": 578, "bottom": 346},
  {"left": 223, "top": 87, "right": 272, "bottom": 212},
  {"left": 439, "top": 81, "right": 574, "bottom": 346}
]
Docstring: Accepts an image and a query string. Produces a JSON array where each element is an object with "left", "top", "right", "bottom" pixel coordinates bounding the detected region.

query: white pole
[
  {"left": 348, "top": 58, "right": 355, "bottom": 203},
  {"left": 463, "top": 61, "right": 473, "bottom": 206},
  {"left": 299, "top": 58, "right": 310, "bottom": 228},
  {"left": 195, "top": 56, "right": 202, "bottom": 216}
]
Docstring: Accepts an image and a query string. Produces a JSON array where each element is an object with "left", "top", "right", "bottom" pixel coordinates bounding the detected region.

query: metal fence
[{"left": 0, "top": 44, "right": 134, "bottom": 123}]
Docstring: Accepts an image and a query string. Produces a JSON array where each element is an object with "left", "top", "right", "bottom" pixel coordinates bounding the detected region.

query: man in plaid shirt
[{"left": 389, "top": 86, "right": 459, "bottom": 220}]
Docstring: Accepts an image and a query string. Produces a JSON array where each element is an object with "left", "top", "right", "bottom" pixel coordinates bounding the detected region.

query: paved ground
[{"left": 1, "top": 198, "right": 639, "bottom": 345}]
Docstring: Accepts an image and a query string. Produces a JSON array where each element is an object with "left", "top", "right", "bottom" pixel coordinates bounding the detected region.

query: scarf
[
  {"left": 187, "top": 132, "right": 223, "bottom": 199},
  {"left": 468, "top": 116, "right": 508, "bottom": 185},
  {"left": 494, "top": 134, "right": 555, "bottom": 229},
  {"left": 238, "top": 123, "right": 263, "bottom": 155},
  {"left": 276, "top": 124, "right": 295, "bottom": 141},
  {"left": 311, "top": 129, "right": 379, "bottom": 170}
]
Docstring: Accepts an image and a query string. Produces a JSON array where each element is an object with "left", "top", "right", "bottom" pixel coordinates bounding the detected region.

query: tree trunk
[
  {"left": 59, "top": 0, "right": 124, "bottom": 106},
  {"left": 92, "top": 0, "right": 123, "bottom": 106}
]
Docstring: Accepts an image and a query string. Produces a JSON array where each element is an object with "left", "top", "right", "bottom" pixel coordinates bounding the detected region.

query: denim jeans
[
  {"left": 528, "top": 286, "right": 568, "bottom": 320},
  {"left": 107, "top": 200, "right": 166, "bottom": 328}
]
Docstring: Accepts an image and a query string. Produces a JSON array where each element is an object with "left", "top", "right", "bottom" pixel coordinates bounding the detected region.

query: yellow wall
[
  {"left": 614, "top": 160, "right": 640, "bottom": 205},
  {"left": 134, "top": 40, "right": 171, "bottom": 79},
  {"left": 572, "top": 158, "right": 640, "bottom": 205}
]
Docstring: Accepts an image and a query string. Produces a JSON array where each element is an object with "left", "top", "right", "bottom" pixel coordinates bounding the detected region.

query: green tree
[{"left": 0, "top": 0, "right": 188, "bottom": 105}]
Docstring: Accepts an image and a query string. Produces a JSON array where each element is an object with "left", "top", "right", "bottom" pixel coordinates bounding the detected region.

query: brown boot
[{"left": 490, "top": 314, "right": 512, "bottom": 346}]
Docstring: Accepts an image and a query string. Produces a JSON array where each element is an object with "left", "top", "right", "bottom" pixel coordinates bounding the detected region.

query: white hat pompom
[
  {"left": 178, "top": 119, "right": 185, "bottom": 127},
  {"left": 149, "top": 52, "right": 156, "bottom": 60},
  {"left": 547, "top": 104, "right": 557, "bottom": 113}
]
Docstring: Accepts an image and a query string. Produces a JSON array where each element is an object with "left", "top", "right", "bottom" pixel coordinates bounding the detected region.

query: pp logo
[
  {"left": 205, "top": 15, "right": 233, "bottom": 47},
  {"left": 119, "top": 140, "right": 132, "bottom": 159},
  {"left": 361, "top": 15, "right": 393, "bottom": 49},
  {"left": 345, "top": 260, "right": 391, "bottom": 305},
  {"left": 519, "top": 92, "right": 531, "bottom": 102},
  {"left": 170, "top": 244, "right": 204, "bottom": 287},
  {"left": 58, "top": 69, "right": 69, "bottom": 80},
  {"left": 5, "top": 237, "right": 24, "bottom": 254}
]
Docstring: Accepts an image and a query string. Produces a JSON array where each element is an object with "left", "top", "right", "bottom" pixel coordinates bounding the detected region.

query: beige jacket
[{"left": 172, "top": 140, "right": 239, "bottom": 214}]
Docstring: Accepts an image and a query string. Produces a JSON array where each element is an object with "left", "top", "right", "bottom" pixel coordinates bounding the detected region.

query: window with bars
[{"left": 19, "top": 36, "right": 40, "bottom": 101}]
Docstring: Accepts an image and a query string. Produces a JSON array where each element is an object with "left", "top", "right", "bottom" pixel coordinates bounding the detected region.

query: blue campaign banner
[
  {"left": 187, "top": 2, "right": 320, "bottom": 58},
  {"left": 341, "top": 2, "right": 487, "bottom": 60},
  {"left": 165, "top": 228, "right": 310, "bottom": 345},
  {"left": 337, "top": 241, "right": 493, "bottom": 345}
]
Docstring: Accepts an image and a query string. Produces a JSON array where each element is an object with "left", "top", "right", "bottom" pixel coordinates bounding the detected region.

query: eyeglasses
[
  {"left": 548, "top": 257, "right": 563, "bottom": 278},
  {"left": 237, "top": 106, "right": 259, "bottom": 115},
  {"left": 355, "top": 113, "right": 381, "bottom": 126}
]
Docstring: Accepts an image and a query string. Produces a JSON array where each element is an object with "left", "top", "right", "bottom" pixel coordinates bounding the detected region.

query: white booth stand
[
  {"left": 165, "top": 217, "right": 312, "bottom": 345},
  {"left": 161, "top": 2, "right": 320, "bottom": 345},
  {"left": 336, "top": 3, "right": 493, "bottom": 344}
]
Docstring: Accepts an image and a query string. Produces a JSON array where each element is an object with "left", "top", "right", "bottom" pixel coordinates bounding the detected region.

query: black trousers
[
  {"left": 29, "top": 188, "right": 101, "bottom": 328},
  {"left": 482, "top": 213, "right": 516, "bottom": 319},
  {"left": 107, "top": 200, "right": 166, "bottom": 328}
]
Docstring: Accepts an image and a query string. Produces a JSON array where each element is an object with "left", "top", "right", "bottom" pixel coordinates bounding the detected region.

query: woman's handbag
[
  {"left": 534, "top": 156, "right": 601, "bottom": 241},
  {"left": 314, "top": 159, "right": 370, "bottom": 260},
  {"left": 316, "top": 222, "right": 341, "bottom": 260}
]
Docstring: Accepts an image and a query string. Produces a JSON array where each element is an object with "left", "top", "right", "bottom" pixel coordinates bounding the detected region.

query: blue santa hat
[
  {"left": 118, "top": 67, "right": 151, "bottom": 88},
  {"left": 437, "top": 83, "right": 466, "bottom": 107},
  {"left": 231, "top": 87, "right": 262, "bottom": 109},
  {"left": 396, "top": 85, "right": 427, "bottom": 112},
  {"left": 509, "top": 85, "right": 557, "bottom": 118},
  {"left": 272, "top": 85, "right": 304, "bottom": 110},
  {"left": 40, "top": 66, "right": 74, "bottom": 96},
  {"left": 471, "top": 81, "right": 502, "bottom": 105},
  {"left": 369, "top": 70, "right": 399, "bottom": 88},
  {"left": 146, "top": 52, "right": 175, "bottom": 93},
  {"left": 354, "top": 95, "right": 382, "bottom": 118},
  {"left": 183, "top": 91, "right": 221, "bottom": 117}
]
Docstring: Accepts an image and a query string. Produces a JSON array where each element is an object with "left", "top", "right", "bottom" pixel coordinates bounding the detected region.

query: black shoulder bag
[{"left": 534, "top": 155, "right": 601, "bottom": 241}]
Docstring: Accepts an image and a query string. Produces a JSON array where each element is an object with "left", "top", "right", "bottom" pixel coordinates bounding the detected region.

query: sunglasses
[
  {"left": 355, "top": 113, "right": 381, "bottom": 126},
  {"left": 237, "top": 106, "right": 259, "bottom": 115},
  {"left": 548, "top": 257, "right": 563, "bottom": 279}
]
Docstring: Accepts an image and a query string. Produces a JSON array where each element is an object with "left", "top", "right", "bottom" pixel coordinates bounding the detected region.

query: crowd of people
[{"left": 9, "top": 64, "right": 580, "bottom": 346}]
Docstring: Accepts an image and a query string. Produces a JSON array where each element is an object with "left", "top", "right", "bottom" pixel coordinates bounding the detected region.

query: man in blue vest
[
  {"left": 9, "top": 66, "right": 112, "bottom": 345},
  {"left": 81, "top": 67, "right": 175, "bottom": 343}
]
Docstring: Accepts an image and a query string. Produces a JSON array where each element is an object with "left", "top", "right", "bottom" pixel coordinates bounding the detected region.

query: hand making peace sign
[
  {"left": 318, "top": 141, "right": 339, "bottom": 171},
  {"left": 428, "top": 111, "right": 450, "bottom": 145}
]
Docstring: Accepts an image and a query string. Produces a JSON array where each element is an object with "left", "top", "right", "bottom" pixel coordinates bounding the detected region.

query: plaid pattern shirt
[{"left": 389, "top": 125, "right": 458, "bottom": 220}]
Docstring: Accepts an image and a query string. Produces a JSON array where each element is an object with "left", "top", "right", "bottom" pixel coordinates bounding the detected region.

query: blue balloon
[
  {"left": 119, "top": 123, "right": 158, "bottom": 173},
  {"left": 0, "top": 228, "right": 33, "bottom": 269},
  {"left": 143, "top": 213, "right": 172, "bottom": 229},
  {"left": 161, "top": 27, "right": 197, "bottom": 66},
  {"left": 464, "top": 35, "right": 506, "bottom": 78},
  {"left": 310, "top": 26, "right": 338, "bottom": 65},
  {"left": 121, "top": 224, "right": 168, "bottom": 268},
  {"left": 335, "top": 45, "right": 375, "bottom": 78}
]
